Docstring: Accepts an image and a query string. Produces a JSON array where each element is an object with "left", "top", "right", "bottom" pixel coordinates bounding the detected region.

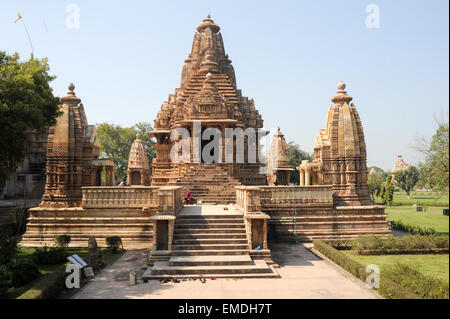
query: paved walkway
[{"left": 72, "top": 243, "right": 379, "bottom": 299}]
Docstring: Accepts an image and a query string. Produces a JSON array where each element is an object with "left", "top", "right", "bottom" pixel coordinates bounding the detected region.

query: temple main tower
[{"left": 149, "top": 15, "right": 266, "bottom": 203}]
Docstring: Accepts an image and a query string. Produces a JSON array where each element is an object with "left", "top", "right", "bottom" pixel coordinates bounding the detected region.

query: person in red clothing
[
  {"left": 185, "top": 191, "right": 192, "bottom": 204},
  {"left": 184, "top": 191, "right": 197, "bottom": 205}
]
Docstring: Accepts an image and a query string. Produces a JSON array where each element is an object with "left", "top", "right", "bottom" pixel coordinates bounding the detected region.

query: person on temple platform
[{"left": 184, "top": 191, "right": 196, "bottom": 205}]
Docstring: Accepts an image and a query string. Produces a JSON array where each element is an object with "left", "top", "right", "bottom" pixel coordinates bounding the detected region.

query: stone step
[
  {"left": 173, "top": 233, "right": 247, "bottom": 239},
  {"left": 174, "top": 228, "right": 246, "bottom": 234},
  {"left": 143, "top": 271, "right": 279, "bottom": 280},
  {"left": 168, "top": 255, "right": 253, "bottom": 266},
  {"left": 148, "top": 260, "right": 273, "bottom": 275},
  {"left": 173, "top": 238, "right": 248, "bottom": 245},
  {"left": 175, "top": 223, "right": 245, "bottom": 229},
  {"left": 176, "top": 214, "right": 242, "bottom": 219},
  {"left": 173, "top": 243, "right": 249, "bottom": 250},
  {"left": 171, "top": 249, "right": 249, "bottom": 256},
  {"left": 175, "top": 218, "right": 244, "bottom": 224}
]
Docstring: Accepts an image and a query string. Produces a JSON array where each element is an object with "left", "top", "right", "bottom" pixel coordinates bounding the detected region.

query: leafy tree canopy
[
  {"left": 394, "top": 166, "right": 420, "bottom": 198},
  {"left": 96, "top": 122, "right": 155, "bottom": 182},
  {"left": 417, "top": 118, "right": 449, "bottom": 192},
  {"left": 0, "top": 52, "right": 60, "bottom": 183},
  {"left": 287, "top": 141, "right": 313, "bottom": 184},
  {"left": 368, "top": 171, "right": 385, "bottom": 201}
]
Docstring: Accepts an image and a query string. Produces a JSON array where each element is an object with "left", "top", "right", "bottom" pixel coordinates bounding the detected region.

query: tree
[
  {"left": 382, "top": 175, "right": 394, "bottom": 206},
  {"left": 96, "top": 122, "right": 155, "bottom": 182},
  {"left": 287, "top": 141, "right": 313, "bottom": 184},
  {"left": 416, "top": 117, "right": 449, "bottom": 192},
  {"left": 394, "top": 166, "right": 419, "bottom": 198},
  {"left": 367, "top": 171, "right": 384, "bottom": 201},
  {"left": 368, "top": 166, "right": 388, "bottom": 180},
  {"left": 0, "top": 52, "right": 60, "bottom": 183}
]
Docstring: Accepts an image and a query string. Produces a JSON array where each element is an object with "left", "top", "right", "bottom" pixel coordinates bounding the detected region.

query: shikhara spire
[{"left": 180, "top": 14, "right": 237, "bottom": 89}]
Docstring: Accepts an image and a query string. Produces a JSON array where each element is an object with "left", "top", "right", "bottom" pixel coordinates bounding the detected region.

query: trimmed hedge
[
  {"left": 390, "top": 220, "right": 438, "bottom": 235},
  {"left": 313, "top": 239, "right": 422, "bottom": 299},
  {"left": 353, "top": 235, "right": 449, "bottom": 255},
  {"left": 383, "top": 263, "right": 449, "bottom": 299}
]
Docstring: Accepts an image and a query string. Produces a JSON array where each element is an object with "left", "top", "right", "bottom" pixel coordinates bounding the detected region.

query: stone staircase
[
  {"left": 168, "top": 164, "right": 241, "bottom": 204},
  {"left": 143, "top": 206, "right": 278, "bottom": 279}
]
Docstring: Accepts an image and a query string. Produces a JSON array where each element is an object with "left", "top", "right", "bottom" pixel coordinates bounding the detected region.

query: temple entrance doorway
[
  {"left": 201, "top": 127, "right": 220, "bottom": 163},
  {"left": 95, "top": 169, "right": 102, "bottom": 186},
  {"left": 131, "top": 171, "right": 141, "bottom": 185}
]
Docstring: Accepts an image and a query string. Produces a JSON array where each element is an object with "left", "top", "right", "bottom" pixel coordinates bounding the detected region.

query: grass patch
[
  {"left": 375, "top": 190, "right": 449, "bottom": 207},
  {"left": 343, "top": 251, "right": 449, "bottom": 283},
  {"left": 386, "top": 206, "right": 449, "bottom": 234},
  {"left": 6, "top": 247, "right": 122, "bottom": 299}
]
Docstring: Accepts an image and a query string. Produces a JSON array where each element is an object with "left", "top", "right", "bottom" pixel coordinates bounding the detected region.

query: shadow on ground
[{"left": 269, "top": 241, "right": 320, "bottom": 267}]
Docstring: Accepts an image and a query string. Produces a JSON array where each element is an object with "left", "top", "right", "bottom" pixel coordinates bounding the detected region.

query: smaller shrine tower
[
  {"left": 311, "top": 82, "right": 372, "bottom": 206},
  {"left": 267, "top": 128, "right": 293, "bottom": 185},
  {"left": 126, "top": 133, "right": 150, "bottom": 185}
]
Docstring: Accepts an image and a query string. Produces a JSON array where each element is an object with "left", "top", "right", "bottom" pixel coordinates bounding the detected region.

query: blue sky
[{"left": 1, "top": 0, "right": 448, "bottom": 170}]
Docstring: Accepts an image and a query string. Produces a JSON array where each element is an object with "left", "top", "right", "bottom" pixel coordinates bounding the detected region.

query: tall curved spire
[{"left": 180, "top": 15, "right": 236, "bottom": 89}]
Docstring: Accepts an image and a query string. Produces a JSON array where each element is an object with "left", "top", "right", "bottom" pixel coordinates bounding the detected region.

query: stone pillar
[
  {"left": 312, "top": 170, "right": 317, "bottom": 185},
  {"left": 299, "top": 169, "right": 305, "bottom": 186},
  {"left": 305, "top": 168, "right": 310, "bottom": 186},
  {"left": 106, "top": 169, "right": 111, "bottom": 186}
]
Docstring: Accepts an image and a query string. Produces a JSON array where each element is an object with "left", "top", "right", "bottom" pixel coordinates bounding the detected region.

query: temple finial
[
  {"left": 61, "top": 82, "right": 81, "bottom": 104},
  {"left": 68, "top": 82, "right": 75, "bottom": 93},
  {"left": 331, "top": 81, "right": 352, "bottom": 105}
]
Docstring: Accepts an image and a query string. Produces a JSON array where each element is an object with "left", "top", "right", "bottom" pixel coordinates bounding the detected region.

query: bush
[
  {"left": 33, "top": 246, "right": 68, "bottom": 265},
  {"left": 17, "top": 268, "right": 68, "bottom": 299},
  {"left": 54, "top": 235, "right": 71, "bottom": 248},
  {"left": 8, "top": 258, "right": 40, "bottom": 288},
  {"left": 0, "top": 234, "right": 21, "bottom": 265},
  {"left": 0, "top": 265, "right": 9, "bottom": 298},
  {"left": 106, "top": 236, "right": 123, "bottom": 253}
]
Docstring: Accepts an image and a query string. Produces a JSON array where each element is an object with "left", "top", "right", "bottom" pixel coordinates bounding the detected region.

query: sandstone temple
[{"left": 21, "top": 15, "right": 391, "bottom": 279}]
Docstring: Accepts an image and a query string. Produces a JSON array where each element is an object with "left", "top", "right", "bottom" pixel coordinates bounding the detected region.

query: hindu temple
[{"left": 21, "top": 15, "right": 391, "bottom": 279}]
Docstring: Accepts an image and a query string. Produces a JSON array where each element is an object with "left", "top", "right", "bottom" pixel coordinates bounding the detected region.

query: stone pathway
[{"left": 72, "top": 243, "right": 379, "bottom": 299}]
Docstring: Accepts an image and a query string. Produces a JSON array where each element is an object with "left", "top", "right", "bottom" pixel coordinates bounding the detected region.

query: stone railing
[
  {"left": 236, "top": 186, "right": 262, "bottom": 213},
  {"left": 259, "top": 186, "right": 333, "bottom": 206},
  {"left": 236, "top": 185, "right": 333, "bottom": 212},
  {"left": 157, "top": 186, "right": 184, "bottom": 216},
  {"left": 81, "top": 186, "right": 159, "bottom": 209}
]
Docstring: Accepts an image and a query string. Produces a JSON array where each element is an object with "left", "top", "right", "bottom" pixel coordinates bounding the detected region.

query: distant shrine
[
  {"left": 22, "top": 15, "right": 391, "bottom": 278},
  {"left": 392, "top": 155, "right": 410, "bottom": 173}
]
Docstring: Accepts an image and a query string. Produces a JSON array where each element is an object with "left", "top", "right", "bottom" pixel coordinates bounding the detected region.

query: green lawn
[
  {"left": 386, "top": 206, "right": 449, "bottom": 234},
  {"left": 375, "top": 190, "right": 449, "bottom": 207},
  {"left": 343, "top": 251, "right": 449, "bottom": 283},
  {"left": 7, "top": 247, "right": 122, "bottom": 299}
]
